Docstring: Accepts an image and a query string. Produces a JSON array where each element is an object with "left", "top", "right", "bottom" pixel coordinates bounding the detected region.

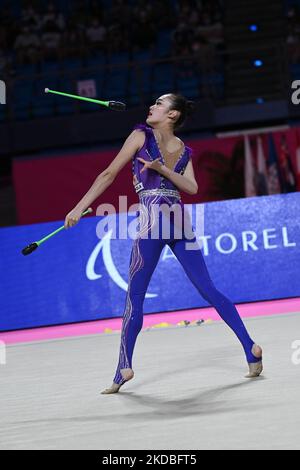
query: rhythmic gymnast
[{"left": 64, "top": 93, "right": 263, "bottom": 394}]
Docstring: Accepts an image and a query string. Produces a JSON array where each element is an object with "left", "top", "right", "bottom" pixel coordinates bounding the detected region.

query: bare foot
[
  {"left": 245, "top": 344, "right": 263, "bottom": 378},
  {"left": 100, "top": 382, "right": 123, "bottom": 394},
  {"left": 120, "top": 368, "right": 134, "bottom": 381},
  {"left": 100, "top": 368, "right": 134, "bottom": 394}
]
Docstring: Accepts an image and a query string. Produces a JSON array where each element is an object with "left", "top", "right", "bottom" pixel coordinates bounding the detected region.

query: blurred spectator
[
  {"left": 89, "top": 0, "right": 105, "bottom": 19},
  {"left": 0, "top": 48, "right": 12, "bottom": 76},
  {"left": 192, "top": 33, "right": 215, "bottom": 69},
  {"left": 108, "top": 0, "right": 131, "bottom": 27},
  {"left": 196, "top": 11, "right": 224, "bottom": 47},
  {"left": 21, "top": 3, "right": 40, "bottom": 32},
  {"left": 286, "top": 6, "right": 300, "bottom": 63},
  {"left": 172, "top": 18, "right": 194, "bottom": 56},
  {"left": 2, "top": 0, "right": 226, "bottom": 97},
  {"left": 287, "top": 5, "right": 298, "bottom": 20},
  {"left": 171, "top": 19, "right": 195, "bottom": 78},
  {"left": 2, "top": 0, "right": 225, "bottom": 67},
  {"left": 0, "top": 5, "right": 19, "bottom": 51},
  {"left": 177, "top": 45, "right": 196, "bottom": 79},
  {"left": 0, "top": 26, "right": 8, "bottom": 50},
  {"left": 13, "top": 24, "right": 41, "bottom": 65},
  {"left": 40, "top": 2, "right": 65, "bottom": 31},
  {"left": 0, "top": 2, "right": 10, "bottom": 25},
  {"left": 37, "top": 2, "right": 65, "bottom": 61},
  {"left": 150, "top": 0, "right": 176, "bottom": 29},
  {"left": 287, "top": 21, "right": 300, "bottom": 63},
  {"left": 188, "top": 8, "right": 201, "bottom": 28},
  {"left": 106, "top": 23, "right": 128, "bottom": 54},
  {"left": 132, "top": 0, "right": 154, "bottom": 23},
  {"left": 70, "top": 0, "right": 90, "bottom": 31},
  {"left": 201, "top": 0, "right": 223, "bottom": 23},
  {"left": 191, "top": 34, "right": 215, "bottom": 96},
  {"left": 130, "top": 11, "right": 157, "bottom": 52},
  {"left": 62, "top": 22, "right": 86, "bottom": 59},
  {"left": 85, "top": 17, "right": 107, "bottom": 53},
  {"left": 176, "top": 0, "right": 194, "bottom": 20},
  {"left": 41, "top": 20, "right": 62, "bottom": 60}
]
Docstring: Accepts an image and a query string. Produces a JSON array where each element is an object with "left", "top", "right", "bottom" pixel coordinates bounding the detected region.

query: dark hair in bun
[{"left": 168, "top": 94, "right": 196, "bottom": 130}]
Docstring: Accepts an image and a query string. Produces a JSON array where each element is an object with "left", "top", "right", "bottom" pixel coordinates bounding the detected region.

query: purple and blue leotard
[{"left": 113, "top": 124, "right": 260, "bottom": 385}]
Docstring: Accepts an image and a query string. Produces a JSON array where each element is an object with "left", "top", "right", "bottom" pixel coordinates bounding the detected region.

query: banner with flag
[
  {"left": 255, "top": 136, "right": 269, "bottom": 196},
  {"left": 279, "top": 134, "right": 297, "bottom": 193},
  {"left": 267, "top": 133, "right": 282, "bottom": 195},
  {"left": 294, "top": 129, "right": 300, "bottom": 189},
  {"left": 244, "top": 135, "right": 257, "bottom": 197}
]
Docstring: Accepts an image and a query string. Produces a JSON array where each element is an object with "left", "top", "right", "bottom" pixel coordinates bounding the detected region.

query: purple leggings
[{"left": 113, "top": 201, "right": 259, "bottom": 385}]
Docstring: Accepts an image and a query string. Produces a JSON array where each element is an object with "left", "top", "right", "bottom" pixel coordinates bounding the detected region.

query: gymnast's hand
[
  {"left": 137, "top": 157, "right": 163, "bottom": 173},
  {"left": 64, "top": 207, "right": 83, "bottom": 229}
]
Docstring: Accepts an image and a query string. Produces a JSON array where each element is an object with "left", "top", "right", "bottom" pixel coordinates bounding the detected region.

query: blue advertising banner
[{"left": 0, "top": 192, "right": 299, "bottom": 331}]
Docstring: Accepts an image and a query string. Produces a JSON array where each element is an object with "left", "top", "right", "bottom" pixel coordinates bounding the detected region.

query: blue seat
[
  {"left": 177, "top": 75, "right": 199, "bottom": 98},
  {"left": 108, "top": 51, "right": 130, "bottom": 65},
  {"left": 156, "top": 30, "right": 172, "bottom": 58},
  {"left": 62, "top": 57, "right": 83, "bottom": 71},
  {"left": 128, "top": 64, "right": 152, "bottom": 105},
  {"left": 102, "top": 67, "right": 129, "bottom": 101},
  {"left": 32, "top": 105, "right": 54, "bottom": 118},
  {"left": 207, "top": 72, "right": 224, "bottom": 88},
  {"left": 13, "top": 80, "right": 34, "bottom": 105},
  {"left": 153, "top": 62, "right": 175, "bottom": 94},
  {"left": 15, "top": 62, "right": 38, "bottom": 77},
  {"left": 141, "top": 64, "right": 152, "bottom": 93},
  {"left": 0, "top": 106, "right": 7, "bottom": 122},
  {"left": 86, "top": 53, "right": 107, "bottom": 69},
  {"left": 209, "top": 72, "right": 225, "bottom": 99},
  {"left": 13, "top": 106, "right": 31, "bottom": 120},
  {"left": 132, "top": 48, "right": 152, "bottom": 63},
  {"left": 11, "top": 80, "right": 34, "bottom": 120},
  {"left": 291, "top": 63, "right": 300, "bottom": 79},
  {"left": 40, "top": 60, "right": 61, "bottom": 74},
  {"left": 106, "top": 68, "right": 129, "bottom": 100}
]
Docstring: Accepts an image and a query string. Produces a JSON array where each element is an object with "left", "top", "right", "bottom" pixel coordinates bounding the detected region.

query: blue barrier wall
[{"left": 0, "top": 192, "right": 299, "bottom": 331}]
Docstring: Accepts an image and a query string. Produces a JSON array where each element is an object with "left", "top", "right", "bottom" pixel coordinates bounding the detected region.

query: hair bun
[{"left": 185, "top": 100, "right": 196, "bottom": 115}]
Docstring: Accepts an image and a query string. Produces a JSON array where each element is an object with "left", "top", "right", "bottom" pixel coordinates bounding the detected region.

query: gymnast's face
[{"left": 146, "top": 94, "right": 179, "bottom": 128}]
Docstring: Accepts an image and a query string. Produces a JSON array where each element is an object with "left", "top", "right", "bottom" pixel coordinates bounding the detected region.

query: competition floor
[{"left": 0, "top": 311, "right": 299, "bottom": 450}]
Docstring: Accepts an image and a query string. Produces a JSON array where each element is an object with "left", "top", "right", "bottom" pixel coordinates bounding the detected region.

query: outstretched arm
[{"left": 65, "top": 130, "right": 145, "bottom": 228}]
